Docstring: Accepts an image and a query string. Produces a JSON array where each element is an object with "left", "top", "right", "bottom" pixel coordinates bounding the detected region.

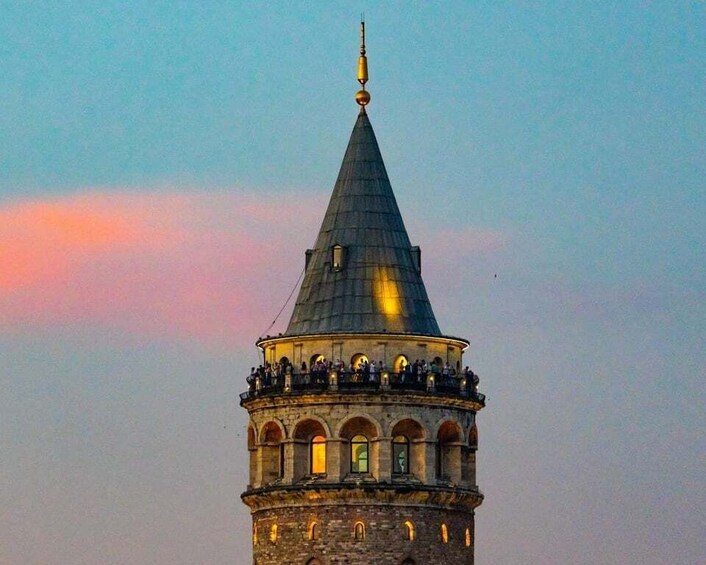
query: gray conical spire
[{"left": 285, "top": 110, "right": 441, "bottom": 336}]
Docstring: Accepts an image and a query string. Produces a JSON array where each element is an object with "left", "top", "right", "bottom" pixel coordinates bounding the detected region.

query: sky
[{"left": 1, "top": 2, "right": 704, "bottom": 564}]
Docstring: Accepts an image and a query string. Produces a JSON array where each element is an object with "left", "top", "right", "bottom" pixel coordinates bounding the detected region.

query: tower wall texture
[{"left": 250, "top": 503, "right": 475, "bottom": 565}]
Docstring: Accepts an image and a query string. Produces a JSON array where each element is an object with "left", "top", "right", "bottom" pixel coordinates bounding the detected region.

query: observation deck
[{"left": 240, "top": 368, "right": 486, "bottom": 408}]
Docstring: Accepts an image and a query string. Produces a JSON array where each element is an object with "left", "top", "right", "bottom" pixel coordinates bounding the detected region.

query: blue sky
[{"left": 1, "top": 3, "right": 704, "bottom": 564}]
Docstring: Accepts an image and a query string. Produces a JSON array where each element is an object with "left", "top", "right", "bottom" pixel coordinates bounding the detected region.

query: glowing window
[
  {"left": 354, "top": 521, "right": 366, "bottom": 540},
  {"left": 465, "top": 527, "right": 472, "bottom": 547},
  {"left": 253, "top": 523, "right": 258, "bottom": 545},
  {"left": 351, "top": 435, "right": 369, "bottom": 473},
  {"left": 393, "top": 435, "right": 410, "bottom": 474},
  {"left": 311, "top": 435, "right": 326, "bottom": 474},
  {"left": 308, "top": 522, "right": 319, "bottom": 541},
  {"left": 393, "top": 354, "right": 408, "bottom": 373},
  {"left": 350, "top": 353, "right": 369, "bottom": 371},
  {"left": 441, "top": 523, "right": 448, "bottom": 543},
  {"left": 404, "top": 520, "right": 415, "bottom": 541},
  {"left": 270, "top": 523, "right": 278, "bottom": 544}
]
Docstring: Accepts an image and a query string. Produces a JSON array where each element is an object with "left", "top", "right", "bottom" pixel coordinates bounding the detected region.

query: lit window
[
  {"left": 270, "top": 523, "right": 278, "bottom": 544},
  {"left": 441, "top": 523, "right": 448, "bottom": 543},
  {"left": 332, "top": 244, "right": 345, "bottom": 271},
  {"left": 404, "top": 520, "right": 415, "bottom": 541},
  {"left": 465, "top": 527, "right": 472, "bottom": 547},
  {"left": 354, "top": 521, "right": 366, "bottom": 540},
  {"left": 253, "top": 523, "right": 258, "bottom": 545},
  {"left": 311, "top": 435, "right": 326, "bottom": 474},
  {"left": 308, "top": 521, "right": 319, "bottom": 541},
  {"left": 351, "top": 435, "right": 369, "bottom": 473},
  {"left": 393, "top": 435, "right": 410, "bottom": 474}
]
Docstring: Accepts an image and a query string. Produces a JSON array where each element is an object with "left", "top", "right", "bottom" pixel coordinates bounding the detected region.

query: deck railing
[{"left": 240, "top": 370, "right": 485, "bottom": 406}]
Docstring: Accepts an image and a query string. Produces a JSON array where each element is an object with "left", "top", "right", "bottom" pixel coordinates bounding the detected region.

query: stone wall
[
  {"left": 245, "top": 394, "right": 478, "bottom": 490},
  {"left": 251, "top": 504, "right": 475, "bottom": 565}
]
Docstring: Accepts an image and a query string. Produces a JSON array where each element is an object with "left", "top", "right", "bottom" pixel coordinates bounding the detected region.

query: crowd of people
[{"left": 246, "top": 357, "right": 481, "bottom": 396}]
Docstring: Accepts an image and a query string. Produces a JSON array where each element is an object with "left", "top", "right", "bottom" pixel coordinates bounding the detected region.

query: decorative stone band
[{"left": 242, "top": 483, "right": 484, "bottom": 513}]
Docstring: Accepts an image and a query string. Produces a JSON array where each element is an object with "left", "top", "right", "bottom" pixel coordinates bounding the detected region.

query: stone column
[
  {"left": 424, "top": 440, "right": 437, "bottom": 484},
  {"left": 282, "top": 439, "right": 295, "bottom": 484},
  {"left": 327, "top": 438, "right": 343, "bottom": 482},
  {"left": 375, "top": 436, "right": 392, "bottom": 482}
]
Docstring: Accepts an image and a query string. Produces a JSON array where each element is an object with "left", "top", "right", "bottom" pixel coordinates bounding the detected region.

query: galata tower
[{"left": 240, "top": 22, "right": 486, "bottom": 565}]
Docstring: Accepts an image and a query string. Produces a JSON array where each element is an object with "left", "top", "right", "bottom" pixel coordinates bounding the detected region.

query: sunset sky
[{"left": 2, "top": 3, "right": 704, "bottom": 564}]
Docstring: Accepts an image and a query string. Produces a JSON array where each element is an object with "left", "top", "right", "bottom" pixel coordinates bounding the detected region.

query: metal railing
[{"left": 240, "top": 370, "right": 486, "bottom": 406}]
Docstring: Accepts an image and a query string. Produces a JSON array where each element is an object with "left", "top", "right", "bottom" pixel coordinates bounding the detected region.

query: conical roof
[{"left": 285, "top": 109, "right": 441, "bottom": 336}]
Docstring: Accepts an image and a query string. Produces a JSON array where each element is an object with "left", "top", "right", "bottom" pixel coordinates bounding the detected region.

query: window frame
[{"left": 350, "top": 434, "right": 369, "bottom": 473}]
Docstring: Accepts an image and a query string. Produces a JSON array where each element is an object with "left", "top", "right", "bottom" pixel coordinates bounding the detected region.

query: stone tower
[{"left": 240, "top": 24, "right": 485, "bottom": 565}]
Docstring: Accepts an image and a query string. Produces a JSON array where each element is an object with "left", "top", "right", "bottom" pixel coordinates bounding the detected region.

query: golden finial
[{"left": 355, "top": 18, "right": 370, "bottom": 108}]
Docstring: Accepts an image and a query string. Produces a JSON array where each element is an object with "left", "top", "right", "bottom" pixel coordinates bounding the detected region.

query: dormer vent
[{"left": 331, "top": 244, "right": 346, "bottom": 271}]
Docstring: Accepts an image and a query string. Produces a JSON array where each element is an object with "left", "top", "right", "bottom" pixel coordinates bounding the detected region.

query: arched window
[
  {"left": 306, "top": 559, "right": 322, "bottom": 565},
  {"left": 401, "top": 559, "right": 416, "bottom": 565},
  {"left": 393, "top": 435, "right": 410, "bottom": 474},
  {"left": 403, "top": 520, "right": 415, "bottom": 541},
  {"left": 440, "top": 523, "right": 448, "bottom": 543},
  {"left": 311, "top": 435, "right": 326, "bottom": 474},
  {"left": 310, "top": 353, "right": 326, "bottom": 367},
  {"left": 351, "top": 435, "right": 369, "bottom": 473},
  {"left": 465, "top": 527, "right": 472, "bottom": 547},
  {"left": 350, "top": 353, "right": 369, "bottom": 372},
  {"left": 270, "top": 523, "right": 278, "bottom": 544},
  {"left": 308, "top": 521, "right": 319, "bottom": 541},
  {"left": 259, "top": 421, "right": 284, "bottom": 485},
  {"left": 393, "top": 354, "right": 408, "bottom": 373},
  {"left": 253, "top": 522, "right": 258, "bottom": 545},
  {"left": 436, "top": 421, "right": 463, "bottom": 483},
  {"left": 354, "top": 521, "right": 366, "bottom": 540}
]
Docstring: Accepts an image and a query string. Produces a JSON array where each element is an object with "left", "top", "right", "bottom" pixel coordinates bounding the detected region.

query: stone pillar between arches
[
  {"left": 423, "top": 440, "right": 437, "bottom": 484},
  {"left": 374, "top": 436, "right": 392, "bottom": 482},
  {"left": 327, "top": 438, "right": 343, "bottom": 482}
]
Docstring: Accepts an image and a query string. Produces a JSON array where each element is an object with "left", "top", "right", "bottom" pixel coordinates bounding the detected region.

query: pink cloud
[
  {"left": 0, "top": 190, "right": 324, "bottom": 344},
  {"left": 0, "top": 190, "right": 505, "bottom": 345}
]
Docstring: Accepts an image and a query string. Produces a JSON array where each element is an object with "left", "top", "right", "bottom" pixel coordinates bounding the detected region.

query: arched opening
[
  {"left": 436, "top": 420, "right": 463, "bottom": 483},
  {"left": 308, "top": 521, "right": 320, "bottom": 541},
  {"left": 259, "top": 421, "right": 284, "bottom": 485},
  {"left": 278, "top": 356, "right": 289, "bottom": 367},
  {"left": 270, "top": 523, "right": 278, "bottom": 544},
  {"left": 440, "top": 523, "right": 449, "bottom": 543},
  {"left": 350, "top": 434, "right": 369, "bottom": 473},
  {"left": 393, "top": 435, "right": 409, "bottom": 474},
  {"left": 311, "top": 436, "right": 326, "bottom": 474},
  {"left": 350, "top": 353, "right": 369, "bottom": 372},
  {"left": 465, "top": 527, "right": 472, "bottom": 547},
  {"left": 247, "top": 425, "right": 257, "bottom": 487},
  {"left": 293, "top": 419, "right": 328, "bottom": 481},
  {"left": 306, "top": 559, "right": 322, "bottom": 565},
  {"left": 309, "top": 354, "right": 327, "bottom": 384},
  {"left": 253, "top": 522, "right": 258, "bottom": 545},
  {"left": 354, "top": 521, "right": 366, "bottom": 540},
  {"left": 467, "top": 425, "right": 478, "bottom": 485},
  {"left": 391, "top": 419, "right": 425, "bottom": 477},
  {"left": 310, "top": 353, "right": 325, "bottom": 367},
  {"left": 339, "top": 416, "right": 379, "bottom": 478},
  {"left": 401, "top": 559, "right": 416, "bottom": 565},
  {"left": 403, "top": 520, "right": 415, "bottom": 541},
  {"left": 393, "top": 354, "right": 408, "bottom": 373}
]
